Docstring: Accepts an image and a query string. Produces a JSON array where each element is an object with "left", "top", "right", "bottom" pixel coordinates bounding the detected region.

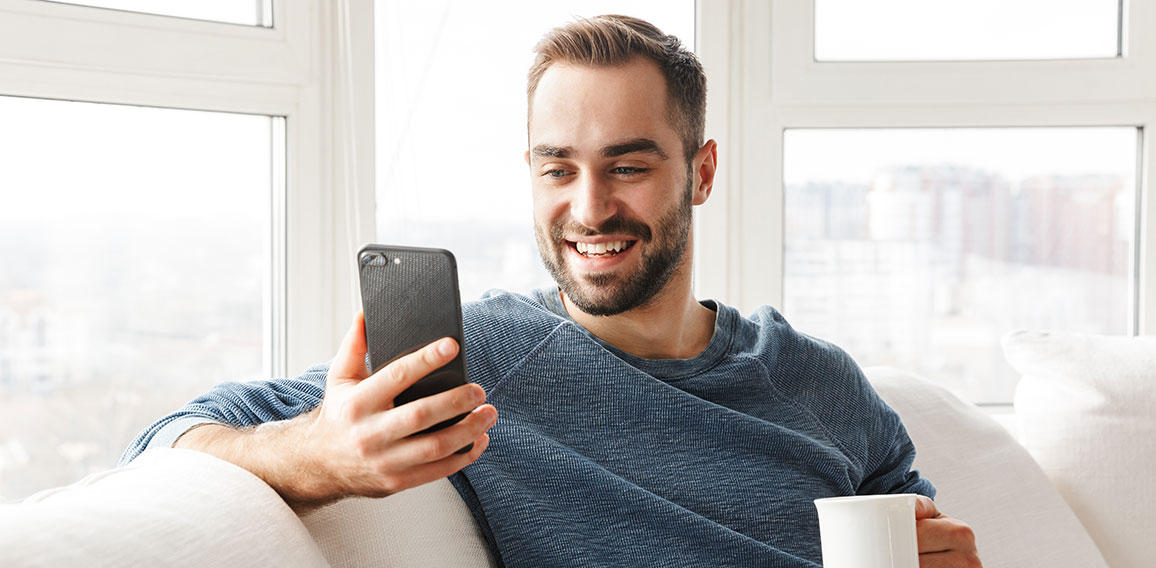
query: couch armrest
[
  {"left": 0, "top": 448, "right": 329, "bottom": 567},
  {"left": 301, "top": 478, "right": 496, "bottom": 568},
  {"left": 866, "top": 366, "right": 1107, "bottom": 568}
]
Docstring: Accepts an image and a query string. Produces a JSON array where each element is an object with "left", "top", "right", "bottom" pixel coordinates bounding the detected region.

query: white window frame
[
  {"left": 0, "top": 0, "right": 377, "bottom": 375},
  {"left": 696, "top": 0, "right": 1156, "bottom": 338}
]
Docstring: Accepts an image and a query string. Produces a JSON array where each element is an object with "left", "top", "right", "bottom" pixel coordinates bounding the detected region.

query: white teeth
[{"left": 574, "top": 240, "right": 630, "bottom": 256}]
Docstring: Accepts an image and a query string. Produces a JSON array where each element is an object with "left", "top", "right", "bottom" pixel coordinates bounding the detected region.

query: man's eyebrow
[
  {"left": 530, "top": 139, "right": 670, "bottom": 160},
  {"left": 531, "top": 145, "right": 570, "bottom": 159},
  {"left": 601, "top": 138, "right": 668, "bottom": 160}
]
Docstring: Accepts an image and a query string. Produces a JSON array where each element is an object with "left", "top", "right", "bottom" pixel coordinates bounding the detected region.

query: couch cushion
[
  {"left": 1003, "top": 330, "right": 1156, "bottom": 568},
  {"left": 866, "top": 366, "right": 1107, "bottom": 568},
  {"left": 0, "top": 448, "right": 329, "bottom": 567},
  {"left": 300, "top": 477, "right": 495, "bottom": 568}
]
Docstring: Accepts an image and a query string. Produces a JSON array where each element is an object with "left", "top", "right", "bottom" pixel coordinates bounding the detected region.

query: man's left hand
[{"left": 915, "top": 495, "right": 982, "bottom": 567}]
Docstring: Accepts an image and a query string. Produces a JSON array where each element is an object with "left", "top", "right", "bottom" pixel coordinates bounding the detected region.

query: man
[{"left": 123, "top": 15, "right": 980, "bottom": 567}]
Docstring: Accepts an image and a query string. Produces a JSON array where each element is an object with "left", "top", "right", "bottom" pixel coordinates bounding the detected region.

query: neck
[{"left": 561, "top": 259, "right": 716, "bottom": 360}]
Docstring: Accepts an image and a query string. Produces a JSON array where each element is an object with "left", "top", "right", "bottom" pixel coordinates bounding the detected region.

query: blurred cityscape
[
  {"left": 0, "top": 216, "right": 265, "bottom": 502},
  {"left": 784, "top": 165, "right": 1133, "bottom": 403}
]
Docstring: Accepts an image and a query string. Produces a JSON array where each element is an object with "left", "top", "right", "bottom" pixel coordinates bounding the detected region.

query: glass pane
[
  {"left": 375, "top": 0, "right": 695, "bottom": 302},
  {"left": 0, "top": 97, "right": 274, "bottom": 501},
  {"left": 43, "top": 0, "right": 272, "bottom": 27},
  {"left": 783, "top": 128, "right": 1137, "bottom": 404},
  {"left": 815, "top": 0, "right": 1120, "bottom": 61}
]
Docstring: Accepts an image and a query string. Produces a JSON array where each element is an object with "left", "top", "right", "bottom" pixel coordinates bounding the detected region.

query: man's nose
[{"left": 570, "top": 174, "right": 617, "bottom": 229}]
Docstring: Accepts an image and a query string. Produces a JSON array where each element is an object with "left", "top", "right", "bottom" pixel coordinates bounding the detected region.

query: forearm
[
  {"left": 161, "top": 319, "right": 494, "bottom": 515},
  {"left": 120, "top": 369, "right": 328, "bottom": 467},
  {"left": 173, "top": 412, "right": 336, "bottom": 512}
]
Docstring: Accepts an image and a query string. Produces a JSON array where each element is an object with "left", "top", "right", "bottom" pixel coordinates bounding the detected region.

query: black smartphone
[{"left": 357, "top": 244, "right": 472, "bottom": 449}]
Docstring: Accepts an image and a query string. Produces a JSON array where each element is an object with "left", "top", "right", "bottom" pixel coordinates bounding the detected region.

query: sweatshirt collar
[{"left": 531, "top": 287, "right": 735, "bottom": 381}]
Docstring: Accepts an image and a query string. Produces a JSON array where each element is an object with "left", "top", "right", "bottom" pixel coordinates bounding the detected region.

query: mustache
[{"left": 550, "top": 215, "right": 653, "bottom": 242}]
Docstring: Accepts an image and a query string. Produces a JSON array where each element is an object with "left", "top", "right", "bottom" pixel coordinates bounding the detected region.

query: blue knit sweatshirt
[{"left": 122, "top": 288, "right": 934, "bottom": 567}]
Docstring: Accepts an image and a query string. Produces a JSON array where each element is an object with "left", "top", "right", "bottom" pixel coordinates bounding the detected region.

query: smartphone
[{"left": 357, "top": 244, "right": 472, "bottom": 448}]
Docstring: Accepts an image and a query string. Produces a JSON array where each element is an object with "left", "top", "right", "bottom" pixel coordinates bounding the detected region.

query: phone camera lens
[{"left": 361, "top": 253, "right": 387, "bottom": 266}]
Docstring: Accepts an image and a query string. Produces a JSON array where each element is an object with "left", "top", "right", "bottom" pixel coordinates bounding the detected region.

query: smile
[{"left": 570, "top": 240, "right": 636, "bottom": 258}]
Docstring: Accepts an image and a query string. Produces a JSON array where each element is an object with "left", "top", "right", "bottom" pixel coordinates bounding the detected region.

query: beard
[{"left": 535, "top": 175, "right": 694, "bottom": 317}]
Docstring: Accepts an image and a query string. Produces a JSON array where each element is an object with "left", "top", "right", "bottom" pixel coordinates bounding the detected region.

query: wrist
[
  {"left": 173, "top": 412, "right": 339, "bottom": 512},
  {"left": 254, "top": 410, "right": 339, "bottom": 511}
]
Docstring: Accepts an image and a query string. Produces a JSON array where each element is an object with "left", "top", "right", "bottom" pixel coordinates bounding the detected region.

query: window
[
  {"left": 374, "top": 0, "right": 695, "bottom": 301},
  {"left": 43, "top": 0, "right": 273, "bottom": 27},
  {"left": 695, "top": 1, "right": 1156, "bottom": 404},
  {"left": 783, "top": 127, "right": 1137, "bottom": 403},
  {"left": 0, "top": 96, "right": 277, "bottom": 499},
  {"left": 0, "top": 1, "right": 342, "bottom": 502},
  {"left": 814, "top": 0, "right": 1120, "bottom": 61}
]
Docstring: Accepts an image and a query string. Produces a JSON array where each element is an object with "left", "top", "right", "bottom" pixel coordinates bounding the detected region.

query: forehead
[{"left": 528, "top": 58, "right": 678, "bottom": 153}]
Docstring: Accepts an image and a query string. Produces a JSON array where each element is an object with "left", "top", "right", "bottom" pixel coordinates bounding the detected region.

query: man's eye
[
  {"left": 544, "top": 169, "right": 570, "bottom": 178},
  {"left": 612, "top": 166, "right": 647, "bottom": 175}
]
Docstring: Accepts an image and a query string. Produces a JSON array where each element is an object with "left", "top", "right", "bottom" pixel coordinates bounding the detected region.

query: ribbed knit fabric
[{"left": 121, "top": 288, "right": 934, "bottom": 567}]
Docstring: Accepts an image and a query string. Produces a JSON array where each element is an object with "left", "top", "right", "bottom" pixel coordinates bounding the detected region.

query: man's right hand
[{"left": 175, "top": 312, "right": 497, "bottom": 511}]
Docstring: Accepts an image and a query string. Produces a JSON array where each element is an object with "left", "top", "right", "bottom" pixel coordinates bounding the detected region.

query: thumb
[
  {"left": 328, "top": 311, "right": 370, "bottom": 386},
  {"left": 914, "top": 495, "right": 941, "bottom": 520}
]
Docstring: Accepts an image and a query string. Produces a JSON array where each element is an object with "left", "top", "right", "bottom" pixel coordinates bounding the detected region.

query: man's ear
[
  {"left": 691, "top": 139, "right": 718, "bottom": 206},
  {"left": 524, "top": 150, "right": 531, "bottom": 165}
]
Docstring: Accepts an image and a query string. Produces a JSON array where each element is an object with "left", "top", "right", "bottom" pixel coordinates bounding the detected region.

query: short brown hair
[{"left": 527, "top": 15, "right": 706, "bottom": 162}]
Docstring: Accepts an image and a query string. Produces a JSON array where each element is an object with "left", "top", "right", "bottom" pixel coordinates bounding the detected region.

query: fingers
[
  {"left": 358, "top": 399, "right": 496, "bottom": 456},
  {"left": 350, "top": 408, "right": 495, "bottom": 497},
  {"left": 915, "top": 499, "right": 979, "bottom": 566},
  {"left": 917, "top": 515, "right": 978, "bottom": 556},
  {"left": 379, "top": 433, "right": 492, "bottom": 496},
  {"left": 380, "top": 383, "right": 488, "bottom": 438},
  {"left": 391, "top": 404, "right": 498, "bottom": 461},
  {"left": 914, "top": 495, "right": 941, "bottom": 520},
  {"left": 328, "top": 312, "right": 370, "bottom": 385},
  {"left": 918, "top": 550, "right": 983, "bottom": 568},
  {"left": 355, "top": 337, "right": 460, "bottom": 411},
  {"left": 383, "top": 409, "right": 497, "bottom": 471}
]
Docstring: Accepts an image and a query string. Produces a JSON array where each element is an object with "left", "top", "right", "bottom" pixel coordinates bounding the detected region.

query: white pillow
[
  {"left": 1003, "top": 330, "right": 1156, "bottom": 568},
  {"left": 300, "top": 478, "right": 496, "bottom": 568},
  {"left": 865, "top": 366, "right": 1107, "bottom": 568},
  {"left": 0, "top": 448, "right": 329, "bottom": 567}
]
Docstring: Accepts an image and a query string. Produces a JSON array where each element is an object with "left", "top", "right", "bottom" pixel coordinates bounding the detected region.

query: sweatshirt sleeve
[
  {"left": 759, "top": 310, "right": 936, "bottom": 500},
  {"left": 856, "top": 402, "right": 937, "bottom": 499},
  {"left": 819, "top": 349, "right": 936, "bottom": 499},
  {"left": 118, "top": 363, "right": 330, "bottom": 466}
]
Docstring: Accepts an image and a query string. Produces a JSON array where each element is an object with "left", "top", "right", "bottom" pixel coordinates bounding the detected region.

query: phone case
[{"left": 358, "top": 244, "right": 469, "bottom": 430}]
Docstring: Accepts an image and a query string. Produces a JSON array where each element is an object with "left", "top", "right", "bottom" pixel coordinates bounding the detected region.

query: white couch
[{"left": 1, "top": 330, "right": 1152, "bottom": 567}]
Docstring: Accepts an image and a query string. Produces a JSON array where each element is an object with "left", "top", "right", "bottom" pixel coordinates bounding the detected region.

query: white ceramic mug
[{"left": 813, "top": 494, "right": 919, "bottom": 568}]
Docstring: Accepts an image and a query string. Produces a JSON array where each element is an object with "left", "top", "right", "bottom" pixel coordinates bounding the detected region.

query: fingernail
[{"left": 438, "top": 339, "right": 456, "bottom": 357}]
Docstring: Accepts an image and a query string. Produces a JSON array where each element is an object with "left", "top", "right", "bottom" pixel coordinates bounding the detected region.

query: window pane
[
  {"left": 0, "top": 97, "right": 274, "bottom": 501},
  {"left": 783, "top": 128, "right": 1137, "bottom": 404},
  {"left": 43, "top": 0, "right": 272, "bottom": 27},
  {"left": 375, "top": 0, "right": 695, "bottom": 302},
  {"left": 815, "top": 0, "right": 1120, "bottom": 61}
]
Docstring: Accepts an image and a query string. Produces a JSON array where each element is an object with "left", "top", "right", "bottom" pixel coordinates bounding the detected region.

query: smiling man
[
  {"left": 528, "top": 51, "right": 715, "bottom": 359},
  {"left": 123, "top": 15, "right": 979, "bottom": 567}
]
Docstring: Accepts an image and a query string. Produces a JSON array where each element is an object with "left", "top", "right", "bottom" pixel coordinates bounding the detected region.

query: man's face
[{"left": 526, "top": 58, "right": 697, "bottom": 316}]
